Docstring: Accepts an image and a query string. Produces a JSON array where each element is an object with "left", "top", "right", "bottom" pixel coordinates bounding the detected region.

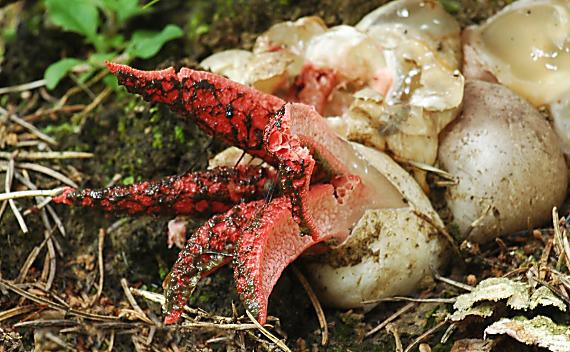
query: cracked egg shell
[
  {"left": 304, "top": 25, "right": 387, "bottom": 85},
  {"left": 357, "top": 0, "right": 464, "bottom": 112},
  {"left": 357, "top": 0, "right": 461, "bottom": 69},
  {"left": 333, "top": 0, "right": 464, "bottom": 189},
  {"left": 303, "top": 143, "right": 447, "bottom": 309},
  {"left": 462, "top": 0, "right": 570, "bottom": 108},
  {"left": 253, "top": 16, "right": 327, "bottom": 78},
  {"left": 200, "top": 50, "right": 292, "bottom": 95},
  {"left": 438, "top": 81, "right": 568, "bottom": 243}
]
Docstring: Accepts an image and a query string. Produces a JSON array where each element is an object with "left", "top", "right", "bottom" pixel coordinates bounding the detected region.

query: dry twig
[
  {"left": 0, "top": 79, "right": 46, "bottom": 95},
  {"left": 366, "top": 302, "right": 415, "bottom": 338},
  {"left": 0, "top": 151, "right": 93, "bottom": 160},
  {"left": 13, "top": 162, "right": 78, "bottom": 188},
  {"left": 77, "top": 86, "right": 113, "bottom": 123},
  {"left": 15, "top": 170, "right": 66, "bottom": 237},
  {"left": 4, "top": 156, "right": 28, "bottom": 232},
  {"left": 386, "top": 323, "right": 403, "bottom": 352},
  {"left": 292, "top": 266, "right": 328, "bottom": 345},
  {"left": 4, "top": 111, "right": 57, "bottom": 145},
  {"left": 246, "top": 310, "right": 291, "bottom": 352},
  {"left": 0, "top": 188, "right": 66, "bottom": 202},
  {"left": 91, "top": 229, "right": 106, "bottom": 305},
  {"left": 363, "top": 297, "right": 456, "bottom": 304},
  {"left": 177, "top": 321, "right": 258, "bottom": 331},
  {"left": 120, "top": 278, "right": 154, "bottom": 325},
  {"left": 0, "top": 304, "right": 35, "bottom": 322},
  {"left": 434, "top": 274, "right": 474, "bottom": 292},
  {"left": 403, "top": 318, "right": 448, "bottom": 352},
  {"left": 22, "top": 104, "right": 86, "bottom": 122},
  {"left": 0, "top": 279, "right": 118, "bottom": 321}
]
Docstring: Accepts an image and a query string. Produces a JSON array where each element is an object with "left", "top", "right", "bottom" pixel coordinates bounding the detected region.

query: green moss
[
  {"left": 121, "top": 175, "right": 135, "bottom": 185},
  {"left": 42, "top": 122, "right": 78, "bottom": 137},
  {"left": 151, "top": 127, "right": 164, "bottom": 149},
  {"left": 174, "top": 125, "right": 185, "bottom": 143},
  {"left": 117, "top": 116, "right": 127, "bottom": 134}
]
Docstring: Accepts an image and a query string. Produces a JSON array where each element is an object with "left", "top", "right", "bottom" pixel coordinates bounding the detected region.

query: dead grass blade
[
  {"left": 4, "top": 157, "right": 28, "bottom": 232},
  {"left": 292, "top": 265, "right": 328, "bottom": 345},
  {"left": 0, "top": 304, "right": 36, "bottom": 322},
  {"left": 7, "top": 113, "right": 57, "bottom": 145},
  {"left": 15, "top": 238, "right": 48, "bottom": 283},
  {"left": 91, "top": 229, "right": 106, "bottom": 305},
  {"left": 0, "top": 188, "right": 66, "bottom": 202},
  {"left": 366, "top": 302, "right": 415, "bottom": 338},
  {"left": 0, "top": 151, "right": 93, "bottom": 160},
  {"left": 0, "top": 279, "right": 118, "bottom": 322},
  {"left": 245, "top": 310, "right": 291, "bottom": 352},
  {"left": 0, "top": 79, "right": 46, "bottom": 95},
  {"left": 403, "top": 318, "right": 448, "bottom": 352},
  {"left": 120, "top": 278, "right": 154, "bottom": 325},
  {"left": 43, "top": 231, "right": 57, "bottom": 291}
]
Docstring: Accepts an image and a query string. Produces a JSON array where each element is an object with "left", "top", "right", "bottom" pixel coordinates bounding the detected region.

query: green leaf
[
  {"left": 126, "top": 24, "right": 183, "bottom": 59},
  {"left": 107, "top": 34, "right": 126, "bottom": 49},
  {"left": 45, "top": 0, "right": 100, "bottom": 44},
  {"left": 103, "top": 74, "right": 119, "bottom": 90},
  {"left": 122, "top": 176, "right": 135, "bottom": 185},
  {"left": 99, "top": 0, "right": 143, "bottom": 24},
  {"left": 88, "top": 52, "right": 116, "bottom": 66},
  {"left": 44, "top": 58, "right": 85, "bottom": 90}
]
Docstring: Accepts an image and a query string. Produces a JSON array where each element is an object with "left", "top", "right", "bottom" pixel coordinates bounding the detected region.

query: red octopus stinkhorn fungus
[{"left": 53, "top": 62, "right": 406, "bottom": 325}]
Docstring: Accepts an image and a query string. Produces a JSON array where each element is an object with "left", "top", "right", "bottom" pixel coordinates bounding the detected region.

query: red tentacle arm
[
  {"left": 106, "top": 62, "right": 285, "bottom": 159},
  {"left": 234, "top": 176, "right": 368, "bottom": 324},
  {"left": 52, "top": 166, "right": 275, "bottom": 218},
  {"left": 107, "top": 62, "right": 325, "bottom": 235},
  {"left": 165, "top": 174, "right": 371, "bottom": 325},
  {"left": 163, "top": 201, "right": 262, "bottom": 324}
]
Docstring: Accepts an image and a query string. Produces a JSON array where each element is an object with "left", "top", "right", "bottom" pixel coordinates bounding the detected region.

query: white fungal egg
[
  {"left": 304, "top": 143, "right": 448, "bottom": 309},
  {"left": 438, "top": 81, "right": 568, "bottom": 244}
]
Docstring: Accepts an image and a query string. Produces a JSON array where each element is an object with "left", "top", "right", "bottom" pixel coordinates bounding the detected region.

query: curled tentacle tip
[
  {"left": 105, "top": 61, "right": 124, "bottom": 73},
  {"left": 163, "top": 310, "right": 182, "bottom": 325},
  {"left": 51, "top": 187, "right": 76, "bottom": 205}
]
